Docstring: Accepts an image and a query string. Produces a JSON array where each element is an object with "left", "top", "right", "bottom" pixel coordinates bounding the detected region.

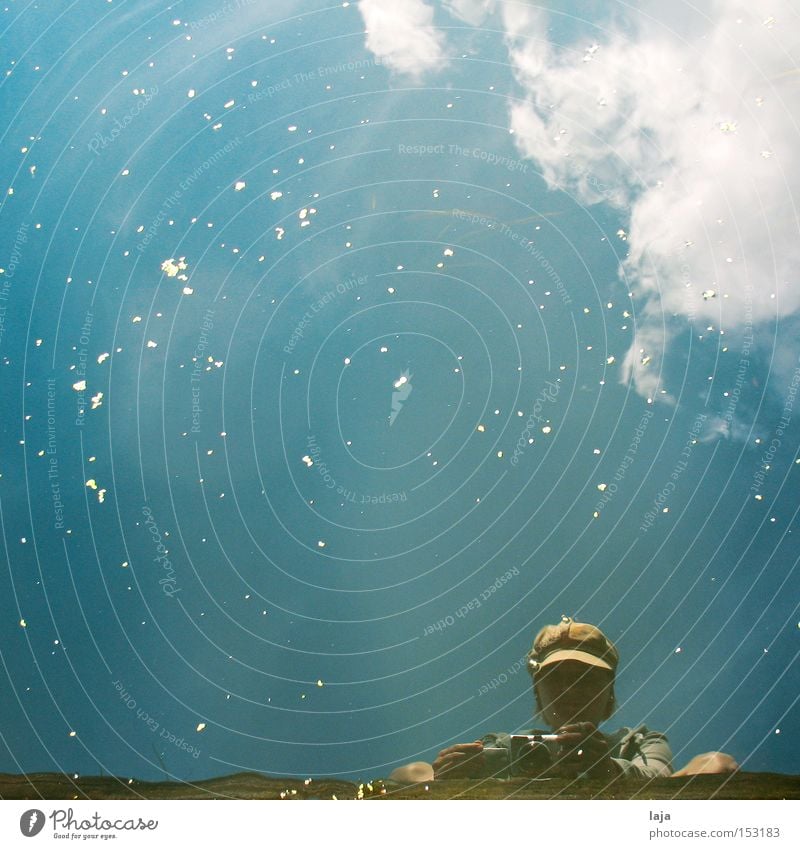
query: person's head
[{"left": 527, "top": 617, "right": 618, "bottom": 729}]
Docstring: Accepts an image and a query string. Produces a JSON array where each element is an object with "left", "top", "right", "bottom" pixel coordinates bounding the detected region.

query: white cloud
[
  {"left": 503, "top": 1, "right": 800, "bottom": 401},
  {"left": 359, "top": 0, "right": 447, "bottom": 77},
  {"left": 442, "top": 0, "right": 495, "bottom": 26}
]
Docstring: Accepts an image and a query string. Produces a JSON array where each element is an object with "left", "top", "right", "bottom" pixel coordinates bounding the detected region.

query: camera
[
  {"left": 481, "top": 734, "right": 562, "bottom": 778},
  {"left": 509, "top": 734, "right": 560, "bottom": 776}
]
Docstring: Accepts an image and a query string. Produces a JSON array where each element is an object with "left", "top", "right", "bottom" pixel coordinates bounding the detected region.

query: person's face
[{"left": 534, "top": 660, "right": 614, "bottom": 729}]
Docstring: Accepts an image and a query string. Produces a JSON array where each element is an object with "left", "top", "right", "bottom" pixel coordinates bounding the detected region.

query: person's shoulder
[
  {"left": 608, "top": 725, "right": 670, "bottom": 758},
  {"left": 608, "top": 724, "right": 667, "bottom": 739}
]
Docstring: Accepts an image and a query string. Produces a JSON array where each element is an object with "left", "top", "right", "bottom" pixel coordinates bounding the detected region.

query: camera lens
[{"left": 509, "top": 738, "right": 552, "bottom": 777}]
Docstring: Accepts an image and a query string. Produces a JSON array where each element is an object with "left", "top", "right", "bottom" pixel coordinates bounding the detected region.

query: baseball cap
[{"left": 527, "top": 616, "right": 619, "bottom": 674}]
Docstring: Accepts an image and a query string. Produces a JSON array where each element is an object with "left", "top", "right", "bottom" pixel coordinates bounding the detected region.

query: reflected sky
[{"left": 0, "top": 0, "right": 798, "bottom": 783}]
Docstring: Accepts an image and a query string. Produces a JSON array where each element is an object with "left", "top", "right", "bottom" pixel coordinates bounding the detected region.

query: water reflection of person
[{"left": 390, "top": 617, "right": 738, "bottom": 782}]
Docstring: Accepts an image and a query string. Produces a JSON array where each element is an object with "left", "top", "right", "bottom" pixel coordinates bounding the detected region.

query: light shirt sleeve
[{"left": 612, "top": 728, "right": 672, "bottom": 779}]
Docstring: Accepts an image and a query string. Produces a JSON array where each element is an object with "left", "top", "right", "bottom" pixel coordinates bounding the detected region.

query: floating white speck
[
  {"left": 187, "top": 89, "right": 196, "bottom": 98},
  {"left": 302, "top": 455, "right": 313, "bottom": 467},
  {"left": 270, "top": 191, "right": 283, "bottom": 200},
  {"left": 91, "top": 392, "right": 103, "bottom": 410},
  {"left": 702, "top": 290, "right": 716, "bottom": 300},
  {"left": 606, "top": 356, "right": 615, "bottom": 364},
  {"left": 443, "top": 248, "right": 454, "bottom": 256},
  {"left": 542, "top": 426, "right": 552, "bottom": 434},
  {"left": 234, "top": 181, "right": 246, "bottom": 191},
  {"left": 72, "top": 380, "right": 86, "bottom": 392},
  {"left": 288, "top": 125, "right": 297, "bottom": 132},
  {"left": 343, "top": 357, "right": 351, "bottom": 365},
  {"left": 182, "top": 286, "right": 194, "bottom": 295},
  {"left": 86, "top": 479, "right": 98, "bottom": 490},
  {"left": 379, "top": 346, "right": 388, "bottom": 353},
  {"left": 477, "top": 424, "right": 485, "bottom": 432},
  {"left": 317, "top": 680, "right": 323, "bottom": 687},
  {"left": 97, "top": 353, "right": 110, "bottom": 364},
  {"left": 597, "top": 483, "right": 607, "bottom": 491},
  {"left": 317, "top": 540, "right": 326, "bottom": 548},
  {"left": 196, "top": 722, "right": 206, "bottom": 732},
  {"left": 275, "top": 227, "right": 285, "bottom": 240},
  {"left": 147, "top": 340, "right": 158, "bottom": 348},
  {"left": 299, "top": 208, "right": 308, "bottom": 220},
  {"left": 132, "top": 316, "right": 142, "bottom": 323},
  {"left": 161, "top": 257, "right": 188, "bottom": 277},
  {"left": 19, "top": 619, "right": 26, "bottom": 628}
]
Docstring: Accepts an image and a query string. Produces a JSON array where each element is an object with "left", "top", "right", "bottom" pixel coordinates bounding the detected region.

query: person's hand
[
  {"left": 432, "top": 741, "right": 485, "bottom": 779},
  {"left": 552, "top": 722, "right": 622, "bottom": 780}
]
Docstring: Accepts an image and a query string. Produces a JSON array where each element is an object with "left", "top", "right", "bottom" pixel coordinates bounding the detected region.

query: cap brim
[{"left": 537, "top": 649, "right": 613, "bottom": 671}]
